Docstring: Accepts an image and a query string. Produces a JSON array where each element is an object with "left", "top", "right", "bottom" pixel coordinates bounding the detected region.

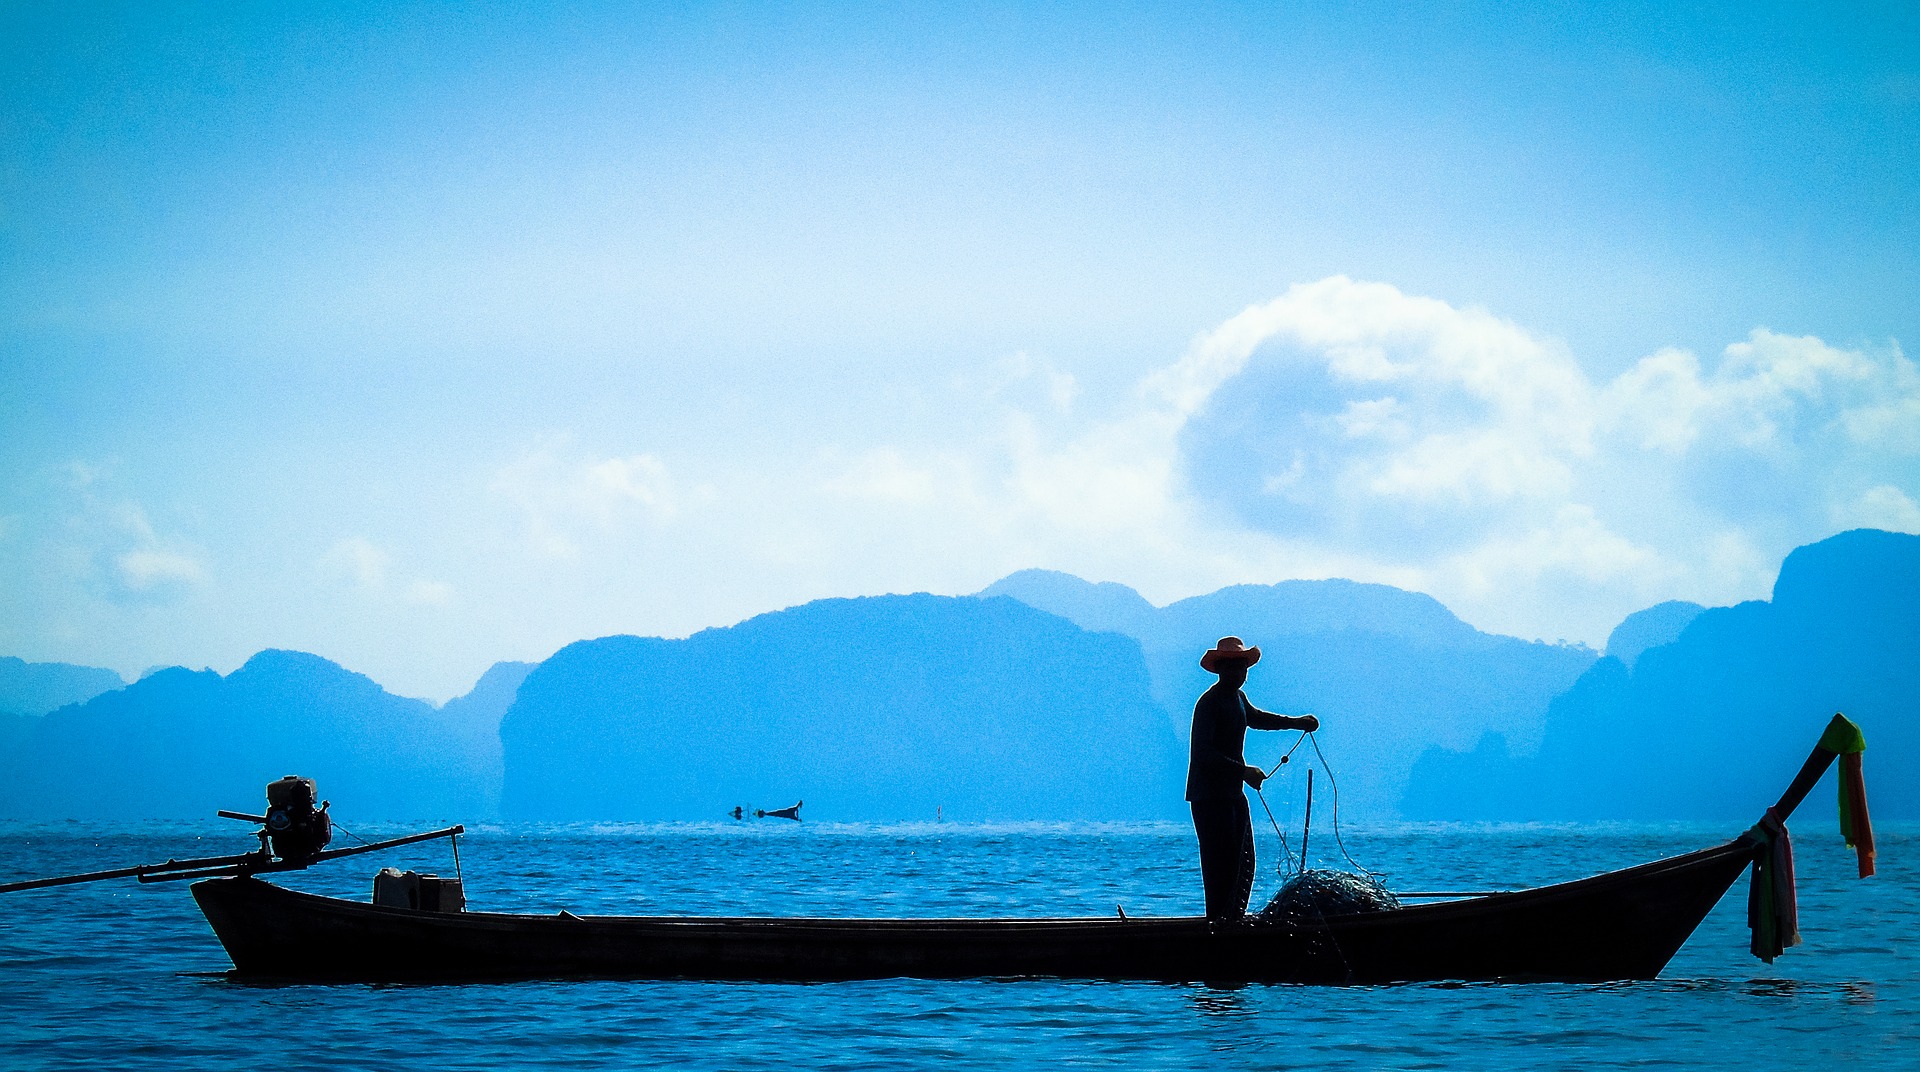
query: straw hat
[{"left": 1200, "top": 636, "right": 1261, "bottom": 673}]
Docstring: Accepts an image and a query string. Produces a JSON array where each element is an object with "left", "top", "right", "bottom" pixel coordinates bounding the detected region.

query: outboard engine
[{"left": 264, "top": 775, "right": 333, "bottom": 862}]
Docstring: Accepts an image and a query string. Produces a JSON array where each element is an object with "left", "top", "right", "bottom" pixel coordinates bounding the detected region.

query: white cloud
[
  {"left": 1837, "top": 485, "right": 1920, "bottom": 534},
  {"left": 429, "top": 278, "right": 1913, "bottom": 659},
  {"left": 403, "top": 579, "right": 456, "bottom": 606},
  {"left": 321, "top": 537, "right": 454, "bottom": 605},
  {"left": 989, "top": 351, "right": 1080, "bottom": 414},
  {"left": 492, "top": 442, "right": 684, "bottom": 558},
  {"left": 323, "top": 537, "right": 389, "bottom": 590},
  {"left": 822, "top": 449, "right": 942, "bottom": 505},
  {"left": 113, "top": 549, "right": 206, "bottom": 593},
  {"left": 64, "top": 495, "right": 210, "bottom": 606},
  {"left": 1605, "top": 329, "right": 1910, "bottom": 455},
  {"left": 758, "top": 277, "right": 1916, "bottom": 645}
]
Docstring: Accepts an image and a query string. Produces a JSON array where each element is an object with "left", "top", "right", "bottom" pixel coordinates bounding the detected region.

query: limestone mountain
[{"left": 1403, "top": 530, "right": 1920, "bottom": 819}]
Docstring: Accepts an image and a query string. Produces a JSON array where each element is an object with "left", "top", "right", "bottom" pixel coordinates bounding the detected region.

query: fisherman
[{"left": 1188, "top": 636, "right": 1319, "bottom": 920}]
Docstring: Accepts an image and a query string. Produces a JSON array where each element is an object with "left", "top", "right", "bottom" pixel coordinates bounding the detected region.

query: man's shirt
[{"left": 1185, "top": 680, "right": 1294, "bottom": 801}]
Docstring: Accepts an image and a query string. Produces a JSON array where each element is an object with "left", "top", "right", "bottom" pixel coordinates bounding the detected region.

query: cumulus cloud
[
  {"left": 73, "top": 498, "right": 209, "bottom": 605},
  {"left": 111, "top": 548, "right": 206, "bottom": 595},
  {"left": 491, "top": 441, "right": 689, "bottom": 558},
  {"left": 784, "top": 277, "right": 1916, "bottom": 645},
  {"left": 323, "top": 537, "right": 390, "bottom": 590},
  {"left": 457, "top": 278, "right": 1912, "bottom": 652},
  {"left": 321, "top": 537, "right": 454, "bottom": 605},
  {"left": 1838, "top": 485, "right": 1920, "bottom": 534}
]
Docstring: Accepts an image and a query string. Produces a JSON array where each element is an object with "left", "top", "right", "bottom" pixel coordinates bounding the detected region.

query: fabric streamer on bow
[
  {"left": 1744, "top": 712, "right": 1876, "bottom": 963},
  {"left": 1746, "top": 807, "right": 1798, "bottom": 962},
  {"left": 1818, "top": 716, "right": 1876, "bottom": 878}
]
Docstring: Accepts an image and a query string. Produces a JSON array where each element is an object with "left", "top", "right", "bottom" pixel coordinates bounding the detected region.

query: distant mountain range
[
  {"left": 0, "top": 657, "right": 124, "bottom": 718},
  {"left": 980, "top": 572, "right": 1595, "bottom": 818},
  {"left": 503, "top": 594, "right": 1179, "bottom": 820},
  {"left": 0, "top": 652, "right": 528, "bottom": 820},
  {"left": 2, "top": 530, "right": 1912, "bottom": 822},
  {"left": 1403, "top": 529, "right": 1920, "bottom": 820},
  {"left": 0, "top": 658, "right": 129, "bottom": 770}
]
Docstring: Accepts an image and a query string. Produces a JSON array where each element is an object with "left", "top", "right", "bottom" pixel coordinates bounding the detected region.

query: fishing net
[{"left": 1257, "top": 869, "right": 1401, "bottom": 925}]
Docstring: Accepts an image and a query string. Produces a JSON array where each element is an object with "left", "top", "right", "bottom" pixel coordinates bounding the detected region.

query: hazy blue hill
[
  {"left": 1154, "top": 579, "right": 1483, "bottom": 647},
  {"left": 501, "top": 594, "right": 1180, "bottom": 821},
  {"left": 978, "top": 570, "right": 1159, "bottom": 636},
  {"left": 0, "top": 651, "right": 508, "bottom": 821},
  {"left": 436, "top": 660, "right": 534, "bottom": 814},
  {"left": 1403, "top": 529, "right": 1920, "bottom": 820},
  {"left": 0, "top": 713, "right": 36, "bottom": 758},
  {"left": 1605, "top": 600, "right": 1707, "bottom": 668},
  {"left": 0, "top": 657, "right": 125, "bottom": 718},
  {"left": 977, "top": 574, "right": 1596, "bottom": 818}
]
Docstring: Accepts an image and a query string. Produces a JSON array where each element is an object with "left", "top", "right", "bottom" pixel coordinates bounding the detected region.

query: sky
[{"left": 3, "top": 0, "right": 1917, "bottom": 701}]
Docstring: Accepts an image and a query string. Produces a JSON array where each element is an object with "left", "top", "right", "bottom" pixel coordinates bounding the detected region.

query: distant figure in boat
[
  {"left": 756, "top": 801, "right": 802, "bottom": 821},
  {"left": 1188, "top": 637, "right": 1318, "bottom": 920}
]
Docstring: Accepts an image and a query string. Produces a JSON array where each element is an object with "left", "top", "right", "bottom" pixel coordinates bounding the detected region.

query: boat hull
[{"left": 192, "top": 839, "right": 1755, "bottom": 984}]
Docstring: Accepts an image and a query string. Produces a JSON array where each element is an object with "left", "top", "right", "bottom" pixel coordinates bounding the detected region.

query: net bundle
[{"left": 1258, "top": 868, "right": 1401, "bottom": 925}]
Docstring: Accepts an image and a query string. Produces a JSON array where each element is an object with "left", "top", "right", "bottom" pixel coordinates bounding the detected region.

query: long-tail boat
[{"left": 1, "top": 715, "right": 1878, "bottom": 984}]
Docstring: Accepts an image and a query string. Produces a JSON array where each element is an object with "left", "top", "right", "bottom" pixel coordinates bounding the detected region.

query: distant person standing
[{"left": 1187, "top": 636, "right": 1319, "bottom": 920}]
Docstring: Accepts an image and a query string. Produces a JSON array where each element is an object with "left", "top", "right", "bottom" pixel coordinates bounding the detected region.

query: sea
[{"left": 0, "top": 819, "right": 1914, "bottom": 1071}]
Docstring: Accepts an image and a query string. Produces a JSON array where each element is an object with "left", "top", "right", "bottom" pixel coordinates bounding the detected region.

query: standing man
[{"left": 1187, "top": 636, "right": 1319, "bottom": 920}]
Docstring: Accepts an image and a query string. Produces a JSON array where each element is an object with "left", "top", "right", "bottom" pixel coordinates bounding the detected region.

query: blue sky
[{"left": 3, "top": 1, "right": 1917, "bottom": 699}]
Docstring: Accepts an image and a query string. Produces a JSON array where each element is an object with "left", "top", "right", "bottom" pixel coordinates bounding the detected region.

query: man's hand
[
  {"left": 1293, "top": 714, "right": 1320, "bottom": 732},
  {"left": 1243, "top": 765, "right": 1266, "bottom": 790}
]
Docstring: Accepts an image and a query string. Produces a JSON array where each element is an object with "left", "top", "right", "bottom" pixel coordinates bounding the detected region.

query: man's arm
[{"left": 1244, "top": 697, "right": 1320, "bottom": 733}]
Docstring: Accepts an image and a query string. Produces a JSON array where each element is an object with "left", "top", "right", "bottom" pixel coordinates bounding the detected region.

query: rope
[
  {"left": 329, "top": 818, "right": 373, "bottom": 848},
  {"left": 1307, "top": 731, "right": 1377, "bottom": 877},
  {"left": 1250, "top": 730, "right": 1315, "bottom": 876},
  {"left": 1265, "top": 731, "right": 1311, "bottom": 777},
  {"left": 1252, "top": 784, "right": 1296, "bottom": 876}
]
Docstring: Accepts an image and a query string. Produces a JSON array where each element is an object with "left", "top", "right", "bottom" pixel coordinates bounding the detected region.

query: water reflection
[{"left": 1186, "top": 982, "right": 1255, "bottom": 1019}]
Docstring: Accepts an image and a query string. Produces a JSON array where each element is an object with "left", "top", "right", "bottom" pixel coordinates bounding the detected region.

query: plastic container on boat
[{"left": 372, "top": 868, "right": 464, "bottom": 913}]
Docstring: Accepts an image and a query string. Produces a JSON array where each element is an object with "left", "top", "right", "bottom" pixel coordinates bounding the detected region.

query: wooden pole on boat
[
  {"left": 1300, "top": 768, "right": 1314, "bottom": 871},
  {"left": 136, "top": 825, "right": 466, "bottom": 883},
  {"left": 0, "top": 825, "right": 464, "bottom": 894},
  {"left": 0, "top": 850, "right": 270, "bottom": 894},
  {"left": 1769, "top": 743, "right": 1839, "bottom": 823}
]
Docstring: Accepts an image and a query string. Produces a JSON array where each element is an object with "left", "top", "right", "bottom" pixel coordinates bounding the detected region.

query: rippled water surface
[{"left": 1, "top": 820, "right": 1914, "bottom": 1070}]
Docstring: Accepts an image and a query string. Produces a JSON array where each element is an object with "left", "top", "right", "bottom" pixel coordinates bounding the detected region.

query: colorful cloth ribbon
[
  {"left": 1745, "top": 807, "right": 1799, "bottom": 963},
  {"left": 1745, "top": 713, "right": 1875, "bottom": 963},
  {"left": 1818, "top": 716, "right": 1876, "bottom": 878}
]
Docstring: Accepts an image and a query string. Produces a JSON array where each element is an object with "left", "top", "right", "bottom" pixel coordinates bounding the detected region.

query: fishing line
[
  {"left": 1307, "top": 731, "right": 1378, "bottom": 877},
  {"left": 1252, "top": 730, "right": 1311, "bottom": 876},
  {"left": 1263, "top": 730, "right": 1311, "bottom": 778},
  {"left": 330, "top": 819, "right": 373, "bottom": 848},
  {"left": 1252, "top": 784, "right": 1295, "bottom": 876}
]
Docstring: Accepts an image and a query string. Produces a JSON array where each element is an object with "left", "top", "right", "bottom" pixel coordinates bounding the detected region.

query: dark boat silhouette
[
  {"left": 186, "top": 716, "right": 1873, "bottom": 984},
  {"left": 3, "top": 718, "right": 1876, "bottom": 984},
  {"left": 191, "top": 836, "right": 1756, "bottom": 983}
]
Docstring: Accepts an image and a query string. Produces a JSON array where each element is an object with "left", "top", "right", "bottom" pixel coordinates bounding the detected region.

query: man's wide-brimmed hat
[{"left": 1201, "top": 636, "right": 1261, "bottom": 673}]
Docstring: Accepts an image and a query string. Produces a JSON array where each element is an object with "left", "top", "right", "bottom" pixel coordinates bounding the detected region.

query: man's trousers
[{"left": 1190, "top": 794, "right": 1255, "bottom": 919}]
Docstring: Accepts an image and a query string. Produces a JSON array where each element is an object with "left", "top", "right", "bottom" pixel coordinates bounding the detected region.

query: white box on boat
[{"left": 372, "top": 867, "right": 465, "bottom": 912}]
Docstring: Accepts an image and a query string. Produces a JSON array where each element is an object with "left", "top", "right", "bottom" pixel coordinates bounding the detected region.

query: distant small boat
[{"left": 756, "top": 800, "right": 802, "bottom": 821}]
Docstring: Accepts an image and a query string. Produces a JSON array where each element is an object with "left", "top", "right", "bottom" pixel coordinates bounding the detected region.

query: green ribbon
[
  {"left": 1817, "top": 713, "right": 1866, "bottom": 756},
  {"left": 1818, "top": 713, "right": 1868, "bottom": 847}
]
